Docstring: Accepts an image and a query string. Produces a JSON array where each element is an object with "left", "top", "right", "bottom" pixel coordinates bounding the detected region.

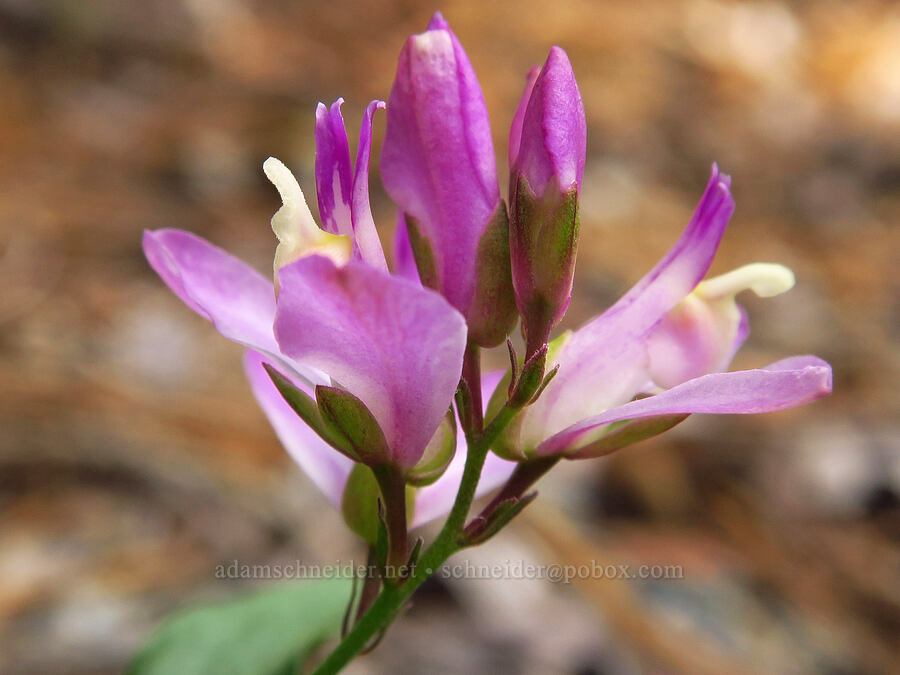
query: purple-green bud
[
  {"left": 509, "top": 47, "right": 586, "bottom": 356},
  {"left": 381, "top": 13, "right": 517, "bottom": 347}
]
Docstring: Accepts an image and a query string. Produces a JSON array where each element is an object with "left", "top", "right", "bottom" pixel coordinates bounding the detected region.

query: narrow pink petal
[
  {"left": 274, "top": 256, "right": 467, "bottom": 468},
  {"left": 537, "top": 356, "right": 833, "bottom": 456},
  {"left": 243, "top": 351, "right": 353, "bottom": 507},
  {"left": 350, "top": 100, "right": 388, "bottom": 271},
  {"left": 607, "top": 165, "right": 734, "bottom": 332},
  {"left": 143, "top": 229, "right": 279, "bottom": 359},
  {"left": 315, "top": 99, "right": 353, "bottom": 237},
  {"left": 143, "top": 228, "right": 326, "bottom": 386}
]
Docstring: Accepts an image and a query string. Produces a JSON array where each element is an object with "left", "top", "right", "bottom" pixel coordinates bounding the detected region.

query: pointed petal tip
[
  {"left": 711, "top": 162, "right": 732, "bottom": 188},
  {"left": 545, "top": 45, "right": 572, "bottom": 67},
  {"left": 428, "top": 11, "right": 449, "bottom": 30}
]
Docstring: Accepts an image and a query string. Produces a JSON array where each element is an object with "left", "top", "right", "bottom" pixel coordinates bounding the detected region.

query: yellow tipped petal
[
  {"left": 263, "top": 157, "right": 352, "bottom": 290},
  {"left": 696, "top": 263, "right": 795, "bottom": 301},
  {"left": 263, "top": 156, "right": 319, "bottom": 242}
]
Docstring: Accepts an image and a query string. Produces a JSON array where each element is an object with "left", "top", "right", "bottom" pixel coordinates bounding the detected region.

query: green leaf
[{"left": 129, "top": 578, "right": 353, "bottom": 675}]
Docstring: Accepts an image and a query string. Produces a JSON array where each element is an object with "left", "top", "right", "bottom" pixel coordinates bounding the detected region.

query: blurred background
[{"left": 1, "top": 0, "right": 898, "bottom": 673}]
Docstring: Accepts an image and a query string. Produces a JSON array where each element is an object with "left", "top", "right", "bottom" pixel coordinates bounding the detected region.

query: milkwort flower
[
  {"left": 491, "top": 166, "right": 832, "bottom": 461},
  {"left": 143, "top": 95, "right": 515, "bottom": 535},
  {"left": 143, "top": 10, "right": 831, "bottom": 539}
]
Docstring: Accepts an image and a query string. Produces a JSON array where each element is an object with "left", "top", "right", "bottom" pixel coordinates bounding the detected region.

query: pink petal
[
  {"left": 274, "top": 256, "right": 467, "bottom": 468},
  {"left": 537, "top": 356, "right": 833, "bottom": 456},
  {"left": 350, "top": 100, "right": 388, "bottom": 271},
  {"left": 143, "top": 229, "right": 320, "bottom": 382}
]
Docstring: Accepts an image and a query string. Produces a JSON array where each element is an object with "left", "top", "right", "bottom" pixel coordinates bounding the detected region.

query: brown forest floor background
[{"left": 1, "top": 1, "right": 898, "bottom": 673}]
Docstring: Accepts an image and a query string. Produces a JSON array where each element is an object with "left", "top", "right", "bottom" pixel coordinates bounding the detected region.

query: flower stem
[
  {"left": 370, "top": 464, "right": 409, "bottom": 580},
  {"left": 311, "top": 366, "right": 518, "bottom": 674},
  {"left": 461, "top": 341, "right": 484, "bottom": 433},
  {"left": 463, "top": 454, "right": 560, "bottom": 541}
]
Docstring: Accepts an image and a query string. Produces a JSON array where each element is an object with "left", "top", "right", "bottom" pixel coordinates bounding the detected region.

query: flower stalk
[{"left": 312, "top": 366, "right": 522, "bottom": 674}]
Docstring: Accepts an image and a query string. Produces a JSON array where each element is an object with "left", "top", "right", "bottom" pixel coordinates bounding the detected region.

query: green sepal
[
  {"left": 466, "top": 201, "right": 519, "bottom": 347},
  {"left": 486, "top": 330, "right": 573, "bottom": 462},
  {"left": 406, "top": 537, "right": 424, "bottom": 568},
  {"left": 509, "top": 343, "right": 548, "bottom": 408},
  {"left": 404, "top": 215, "right": 439, "bottom": 290},
  {"left": 341, "top": 464, "right": 383, "bottom": 544},
  {"left": 564, "top": 414, "right": 690, "bottom": 460},
  {"left": 406, "top": 408, "right": 456, "bottom": 487},
  {"left": 454, "top": 379, "right": 474, "bottom": 437},
  {"left": 512, "top": 177, "right": 580, "bottom": 347},
  {"left": 316, "top": 385, "right": 391, "bottom": 466},
  {"left": 263, "top": 364, "right": 352, "bottom": 456}
]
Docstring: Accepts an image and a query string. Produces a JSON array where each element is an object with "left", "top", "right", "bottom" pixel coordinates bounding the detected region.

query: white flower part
[
  {"left": 644, "top": 263, "right": 796, "bottom": 390},
  {"left": 263, "top": 157, "right": 352, "bottom": 290},
  {"left": 696, "top": 262, "right": 795, "bottom": 301}
]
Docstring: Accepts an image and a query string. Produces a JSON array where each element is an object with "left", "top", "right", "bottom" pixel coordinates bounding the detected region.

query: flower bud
[
  {"left": 381, "top": 12, "right": 517, "bottom": 347},
  {"left": 509, "top": 47, "right": 586, "bottom": 356}
]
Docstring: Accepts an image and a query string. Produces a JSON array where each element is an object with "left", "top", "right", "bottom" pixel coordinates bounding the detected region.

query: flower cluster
[{"left": 144, "top": 13, "right": 831, "bottom": 543}]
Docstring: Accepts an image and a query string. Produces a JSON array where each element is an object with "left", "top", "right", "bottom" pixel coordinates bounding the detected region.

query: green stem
[
  {"left": 370, "top": 464, "right": 409, "bottom": 581},
  {"left": 463, "top": 454, "right": 560, "bottom": 541},
  {"left": 311, "top": 400, "right": 517, "bottom": 674},
  {"left": 460, "top": 341, "right": 484, "bottom": 433}
]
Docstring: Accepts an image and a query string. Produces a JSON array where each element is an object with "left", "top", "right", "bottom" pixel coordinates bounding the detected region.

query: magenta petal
[
  {"left": 413, "top": 369, "right": 515, "bottom": 527},
  {"left": 380, "top": 14, "right": 500, "bottom": 315},
  {"left": 515, "top": 46, "right": 586, "bottom": 196},
  {"left": 537, "top": 356, "right": 833, "bottom": 456},
  {"left": 274, "top": 256, "right": 467, "bottom": 468},
  {"left": 508, "top": 65, "right": 540, "bottom": 172},
  {"left": 350, "top": 100, "right": 388, "bottom": 271},
  {"left": 609, "top": 165, "right": 735, "bottom": 334},
  {"left": 143, "top": 228, "right": 281, "bottom": 357},
  {"left": 243, "top": 351, "right": 352, "bottom": 507},
  {"left": 315, "top": 99, "right": 354, "bottom": 237}
]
